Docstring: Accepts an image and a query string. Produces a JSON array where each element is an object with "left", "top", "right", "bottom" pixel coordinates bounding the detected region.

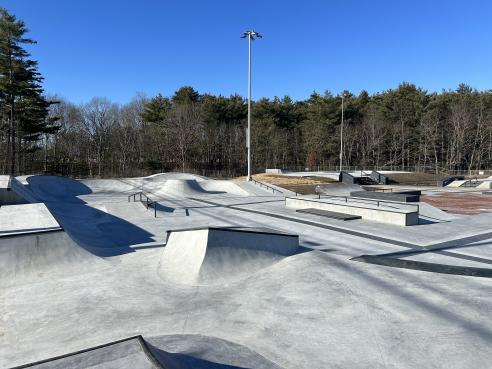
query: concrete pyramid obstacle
[{"left": 159, "top": 227, "right": 299, "bottom": 285}]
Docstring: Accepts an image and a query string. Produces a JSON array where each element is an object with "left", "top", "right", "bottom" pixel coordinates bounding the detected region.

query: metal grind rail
[
  {"left": 251, "top": 179, "right": 284, "bottom": 194},
  {"left": 315, "top": 193, "right": 419, "bottom": 213},
  {"left": 128, "top": 191, "right": 157, "bottom": 217}
]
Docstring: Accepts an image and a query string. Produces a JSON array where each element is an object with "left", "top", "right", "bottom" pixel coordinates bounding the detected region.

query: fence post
[
  {"left": 154, "top": 203, "right": 157, "bottom": 218},
  {"left": 133, "top": 194, "right": 136, "bottom": 202},
  {"left": 139, "top": 192, "right": 142, "bottom": 201}
]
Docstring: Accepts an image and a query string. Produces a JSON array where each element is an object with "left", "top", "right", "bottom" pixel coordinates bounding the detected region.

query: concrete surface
[
  {"left": 0, "top": 203, "right": 60, "bottom": 235},
  {"left": 2, "top": 173, "right": 492, "bottom": 368},
  {"left": 285, "top": 196, "right": 419, "bottom": 226}
]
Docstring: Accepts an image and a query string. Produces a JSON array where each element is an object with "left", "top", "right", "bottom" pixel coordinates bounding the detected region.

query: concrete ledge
[
  {"left": 286, "top": 197, "right": 418, "bottom": 226},
  {"left": 295, "top": 208, "right": 362, "bottom": 221}
]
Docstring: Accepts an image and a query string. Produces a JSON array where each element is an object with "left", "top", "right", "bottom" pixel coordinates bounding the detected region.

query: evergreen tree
[
  {"left": 0, "top": 7, "right": 52, "bottom": 175},
  {"left": 140, "top": 93, "right": 170, "bottom": 123},
  {"left": 172, "top": 86, "right": 200, "bottom": 105}
]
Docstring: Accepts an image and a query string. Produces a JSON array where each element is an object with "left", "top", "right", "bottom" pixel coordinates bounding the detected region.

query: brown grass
[{"left": 234, "top": 173, "right": 336, "bottom": 194}]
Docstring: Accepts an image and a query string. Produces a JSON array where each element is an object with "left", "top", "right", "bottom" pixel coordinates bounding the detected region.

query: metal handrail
[
  {"left": 128, "top": 191, "right": 157, "bottom": 217},
  {"left": 251, "top": 179, "right": 284, "bottom": 194}
]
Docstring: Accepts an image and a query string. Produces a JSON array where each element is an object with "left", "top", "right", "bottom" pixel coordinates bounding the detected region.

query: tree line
[{"left": 2, "top": 7, "right": 492, "bottom": 178}]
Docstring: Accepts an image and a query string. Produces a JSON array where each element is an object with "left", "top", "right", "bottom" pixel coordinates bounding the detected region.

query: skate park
[{"left": 2, "top": 170, "right": 492, "bottom": 369}]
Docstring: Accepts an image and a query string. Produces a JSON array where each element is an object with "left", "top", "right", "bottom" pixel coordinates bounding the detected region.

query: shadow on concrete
[
  {"left": 27, "top": 175, "right": 92, "bottom": 203},
  {"left": 23, "top": 176, "right": 156, "bottom": 257},
  {"left": 146, "top": 334, "right": 284, "bottom": 369},
  {"left": 47, "top": 202, "right": 155, "bottom": 256},
  {"left": 151, "top": 349, "right": 250, "bottom": 369},
  {"left": 418, "top": 218, "right": 439, "bottom": 225},
  {"left": 153, "top": 202, "right": 175, "bottom": 213}
]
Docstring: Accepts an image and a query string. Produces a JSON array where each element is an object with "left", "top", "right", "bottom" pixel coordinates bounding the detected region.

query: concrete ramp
[
  {"left": 27, "top": 176, "right": 92, "bottom": 202},
  {"left": 154, "top": 179, "right": 248, "bottom": 198},
  {"left": 477, "top": 181, "right": 492, "bottom": 189},
  {"left": 446, "top": 179, "right": 470, "bottom": 187},
  {"left": 155, "top": 179, "right": 209, "bottom": 197},
  {"left": 315, "top": 182, "right": 362, "bottom": 196},
  {"left": 0, "top": 230, "right": 104, "bottom": 284},
  {"left": 199, "top": 180, "right": 249, "bottom": 196},
  {"left": 0, "top": 175, "right": 28, "bottom": 205},
  {"left": 10, "top": 176, "right": 38, "bottom": 203},
  {"left": 80, "top": 178, "right": 139, "bottom": 193},
  {"left": 145, "top": 172, "right": 207, "bottom": 182},
  {"left": 159, "top": 227, "right": 299, "bottom": 285},
  {"left": 417, "top": 202, "right": 460, "bottom": 221}
]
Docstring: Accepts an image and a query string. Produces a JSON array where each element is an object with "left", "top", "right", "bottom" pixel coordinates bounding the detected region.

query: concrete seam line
[{"left": 351, "top": 255, "right": 492, "bottom": 278}]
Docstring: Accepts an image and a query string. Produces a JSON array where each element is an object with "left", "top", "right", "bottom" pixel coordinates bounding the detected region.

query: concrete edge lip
[
  {"left": 0, "top": 227, "right": 63, "bottom": 239},
  {"left": 352, "top": 255, "right": 492, "bottom": 278},
  {"left": 8, "top": 335, "right": 164, "bottom": 369},
  {"left": 166, "top": 226, "right": 299, "bottom": 238}
]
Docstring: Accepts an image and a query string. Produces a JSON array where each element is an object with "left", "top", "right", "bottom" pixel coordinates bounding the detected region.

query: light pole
[
  {"left": 339, "top": 93, "right": 344, "bottom": 172},
  {"left": 241, "top": 30, "right": 261, "bottom": 181}
]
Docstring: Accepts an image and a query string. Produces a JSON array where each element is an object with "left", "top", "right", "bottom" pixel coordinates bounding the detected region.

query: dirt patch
[
  {"left": 234, "top": 174, "right": 337, "bottom": 194},
  {"left": 421, "top": 193, "right": 492, "bottom": 215}
]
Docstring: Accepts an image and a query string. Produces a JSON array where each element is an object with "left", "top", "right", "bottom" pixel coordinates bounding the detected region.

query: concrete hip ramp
[{"left": 159, "top": 227, "right": 299, "bottom": 285}]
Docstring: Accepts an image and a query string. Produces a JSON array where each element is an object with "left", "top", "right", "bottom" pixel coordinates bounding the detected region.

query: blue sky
[{"left": 3, "top": 0, "right": 492, "bottom": 103}]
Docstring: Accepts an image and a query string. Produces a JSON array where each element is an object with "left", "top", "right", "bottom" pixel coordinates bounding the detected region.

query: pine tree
[{"left": 0, "top": 7, "right": 53, "bottom": 175}]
